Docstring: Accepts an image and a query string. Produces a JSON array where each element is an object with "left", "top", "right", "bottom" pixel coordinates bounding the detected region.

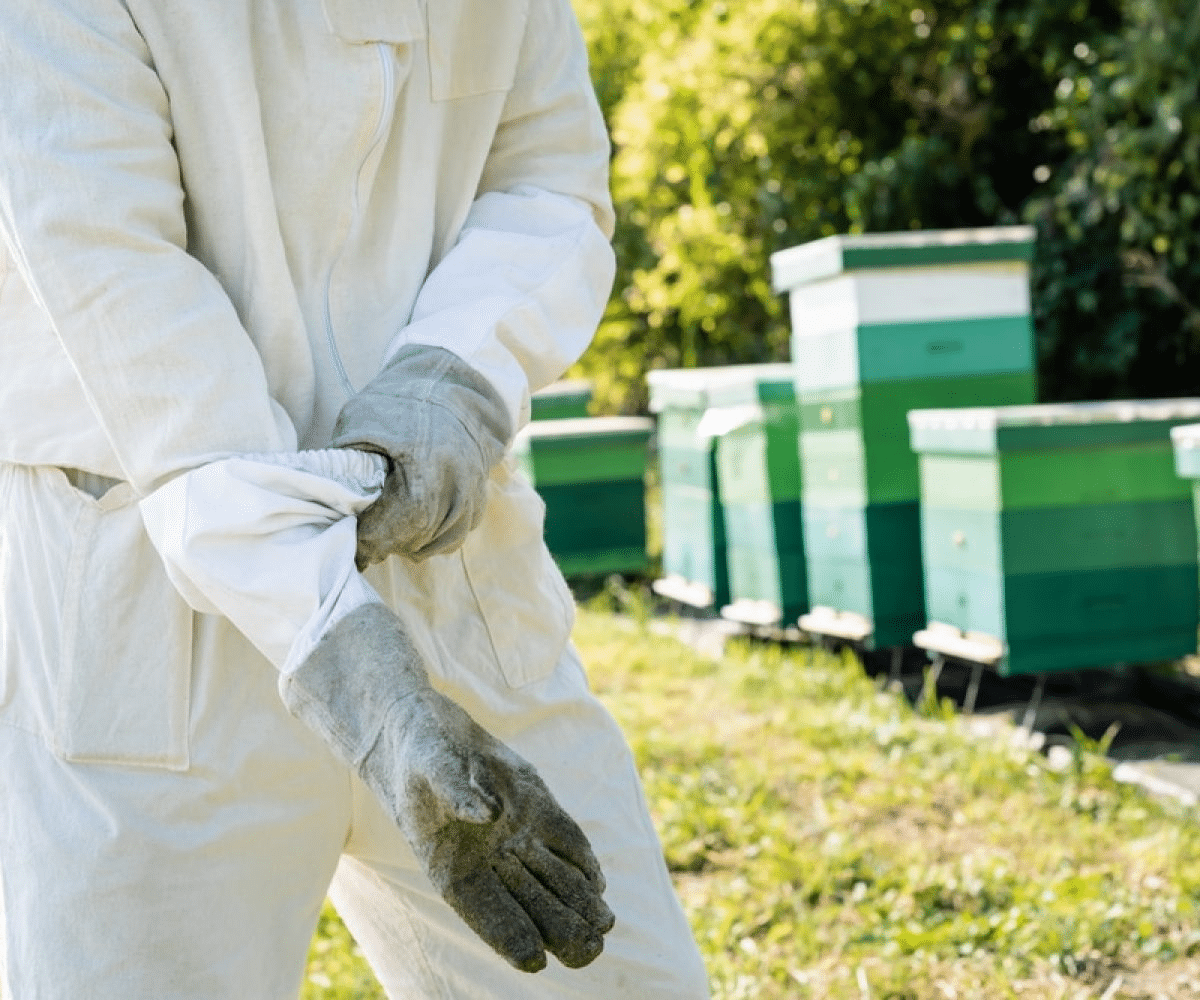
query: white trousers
[{"left": 0, "top": 468, "right": 709, "bottom": 999}]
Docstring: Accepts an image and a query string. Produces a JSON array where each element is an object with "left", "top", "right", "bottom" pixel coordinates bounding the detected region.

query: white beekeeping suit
[{"left": 0, "top": 0, "right": 710, "bottom": 996}]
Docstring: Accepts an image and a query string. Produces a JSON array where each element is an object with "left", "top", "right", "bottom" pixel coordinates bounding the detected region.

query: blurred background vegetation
[{"left": 570, "top": 0, "right": 1200, "bottom": 413}]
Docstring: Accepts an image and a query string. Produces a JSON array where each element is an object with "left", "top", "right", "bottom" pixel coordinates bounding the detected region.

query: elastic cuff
[{"left": 234, "top": 447, "right": 388, "bottom": 492}]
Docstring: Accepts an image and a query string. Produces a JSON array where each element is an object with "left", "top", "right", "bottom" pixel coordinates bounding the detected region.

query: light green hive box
[
  {"left": 647, "top": 367, "right": 733, "bottom": 608},
  {"left": 770, "top": 226, "right": 1038, "bottom": 647},
  {"left": 531, "top": 379, "right": 594, "bottom": 421},
  {"left": 514, "top": 415, "right": 653, "bottom": 577},
  {"left": 704, "top": 364, "right": 807, "bottom": 626},
  {"left": 910, "top": 400, "right": 1200, "bottom": 676}
]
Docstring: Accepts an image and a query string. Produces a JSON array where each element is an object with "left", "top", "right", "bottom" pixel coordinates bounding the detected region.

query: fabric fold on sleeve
[
  {"left": 395, "top": 186, "right": 614, "bottom": 435},
  {"left": 386, "top": 0, "right": 615, "bottom": 435},
  {"left": 139, "top": 448, "right": 388, "bottom": 673}
]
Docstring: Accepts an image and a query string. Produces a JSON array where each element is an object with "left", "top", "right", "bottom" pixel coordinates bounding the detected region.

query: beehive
[
  {"left": 770, "top": 226, "right": 1038, "bottom": 647},
  {"left": 704, "top": 364, "right": 806, "bottom": 625},
  {"left": 530, "top": 379, "right": 594, "bottom": 421},
  {"left": 513, "top": 415, "right": 654, "bottom": 577},
  {"left": 646, "top": 368, "right": 731, "bottom": 607},
  {"left": 910, "top": 400, "right": 1200, "bottom": 675},
  {"left": 648, "top": 365, "right": 799, "bottom": 608}
]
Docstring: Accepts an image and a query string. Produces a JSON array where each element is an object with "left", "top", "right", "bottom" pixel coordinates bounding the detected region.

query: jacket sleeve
[
  {"left": 140, "top": 448, "right": 389, "bottom": 672},
  {"left": 395, "top": 0, "right": 616, "bottom": 433},
  {"left": 0, "top": 0, "right": 294, "bottom": 496}
]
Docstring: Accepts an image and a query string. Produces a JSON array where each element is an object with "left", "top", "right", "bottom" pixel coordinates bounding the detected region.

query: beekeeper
[{"left": 0, "top": 0, "right": 710, "bottom": 997}]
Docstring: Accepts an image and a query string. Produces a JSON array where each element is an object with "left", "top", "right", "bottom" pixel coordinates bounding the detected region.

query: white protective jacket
[{"left": 0, "top": 0, "right": 615, "bottom": 710}]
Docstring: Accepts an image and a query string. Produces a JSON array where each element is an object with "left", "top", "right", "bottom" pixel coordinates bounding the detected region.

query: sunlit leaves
[{"left": 571, "top": 0, "right": 1200, "bottom": 413}]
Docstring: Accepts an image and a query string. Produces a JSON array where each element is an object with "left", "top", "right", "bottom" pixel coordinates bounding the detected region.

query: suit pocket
[
  {"left": 426, "top": 0, "right": 528, "bottom": 100},
  {"left": 0, "top": 465, "right": 194, "bottom": 769},
  {"left": 460, "top": 457, "right": 574, "bottom": 688}
]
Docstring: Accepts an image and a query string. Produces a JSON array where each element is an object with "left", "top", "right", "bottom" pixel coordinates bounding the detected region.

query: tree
[
  {"left": 574, "top": 0, "right": 1199, "bottom": 411},
  {"left": 1026, "top": 0, "right": 1200, "bottom": 400}
]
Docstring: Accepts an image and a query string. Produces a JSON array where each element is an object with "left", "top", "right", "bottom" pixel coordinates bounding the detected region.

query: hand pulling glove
[
  {"left": 330, "top": 344, "right": 512, "bottom": 568},
  {"left": 280, "top": 601, "right": 614, "bottom": 972}
]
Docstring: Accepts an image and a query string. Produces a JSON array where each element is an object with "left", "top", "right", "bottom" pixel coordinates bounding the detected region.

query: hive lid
[
  {"left": 647, "top": 363, "right": 795, "bottom": 411},
  {"left": 704, "top": 363, "right": 796, "bottom": 407},
  {"left": 908, "top": 398, "right": 1200, "bottom": 454},
  {"left": 646, "top": 367, "right": 722, "bottom": 411},
  {"left": 770, "top": 225, "right": 1036, "bottom": 293},
  {"left": 514, "top": 414, "right": 654, "bottom": 449},
  {"left": 532, "top": 378, "right": 594, "bottom": 400}
]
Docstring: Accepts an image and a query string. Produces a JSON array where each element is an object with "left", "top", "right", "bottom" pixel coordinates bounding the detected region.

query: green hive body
[
  {"left": 910, "top": 400, "right": 1200, "bottom": 676},
  {"left": 771, "top": 226, "right": 1038, "bottom": 648},
  {"left": 513, "top": 415, "right": 653, "bottom": 577},
  {"left": 530, "top": 379, "right": 594, "bottom": 421},
  {"left": 703, "top": 364, "right": 807, "bottom": 626}
]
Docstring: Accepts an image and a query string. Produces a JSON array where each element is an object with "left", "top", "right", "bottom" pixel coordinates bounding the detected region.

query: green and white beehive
[
  {"left": 910, "top": 399, "right": 1200, "bottom": 675},
  {"left": 513, "top": 415, "right": 653, "bottom": 577},
  {"left": 530, "top": 379, "right": 594, "bottom": 421},
  {"left": 648, "top": 366, "right": 790, "bottom": 609},
  {"left": 703, "top": 364, "right": 807, "bottom": 626},
  {"left": 770, "top": 226, "right": 1038, "bottom": 647}
]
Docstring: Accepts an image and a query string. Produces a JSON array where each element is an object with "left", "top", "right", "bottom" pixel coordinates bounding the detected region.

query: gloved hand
[
  {"left": 281, "top": 601, "right": 614, "bottom": 972},
  {"left": 330, "top": 344, "right": 512, "bottom": 568}
]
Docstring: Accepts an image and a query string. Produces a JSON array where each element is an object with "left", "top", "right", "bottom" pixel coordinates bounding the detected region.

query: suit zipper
[{"left": 324, "top": 43, "right": 398, "bottom": 398}]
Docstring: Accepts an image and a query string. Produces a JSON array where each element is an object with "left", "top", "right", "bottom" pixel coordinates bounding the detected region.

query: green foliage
[
  {"left": 1027, "top": 0, "right": 1200, "bottom": 400},
  {"left": 572, "top": 0, "right": 1200, "bottom": 413},
  {"left": 303, "top": 904, "right": 383, "bottom": 999}
]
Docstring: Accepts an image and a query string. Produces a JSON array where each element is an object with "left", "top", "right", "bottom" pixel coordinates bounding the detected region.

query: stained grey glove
[
  {"left": 281, "top": 602, "right": 614, "bottom": 972},
  {"left": 330, "top": 345, "right": 512, "bottom": 568}
]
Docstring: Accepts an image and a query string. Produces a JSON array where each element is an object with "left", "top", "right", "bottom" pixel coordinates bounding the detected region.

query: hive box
[
  {"left": 771, "top": 226, "right": 1038, "bottom": 647},
  {"left": 514, "top": 415, "right": 654, "bottom": 577},
  {"left": 702, "top": 364, "right": 807, "bottom": 626},
  {"left": 531, "top": 379, "right": 594, "bottom": 421},
  {"left": 647, "top": 368, "right": 735, "bottom": 607},
  {"left": 910, "top": 400, "right": 1200, "bottom": 675}
]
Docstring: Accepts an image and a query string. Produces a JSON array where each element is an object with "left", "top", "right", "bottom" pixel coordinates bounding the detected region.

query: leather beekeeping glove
[
  {"left": 280, "top": 601, "right": 614, "bottom": 972},
  {"left": 330, "top": 345, "right": 512, "bottom": 568}
]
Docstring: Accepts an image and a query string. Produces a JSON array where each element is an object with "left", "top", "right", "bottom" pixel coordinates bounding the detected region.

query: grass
[{"left": 304, "top": 605, "right": 1200, "bottom": 999}]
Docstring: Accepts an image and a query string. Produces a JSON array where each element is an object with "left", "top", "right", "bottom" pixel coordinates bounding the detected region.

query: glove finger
[
  {"left": 518, "top": 841, "right": 615, "bottom": 935},
  {"left": 443, "top": 867, "right": 547, "bottom": 973},
  {"left": 354, "top": 494, "right": 414, "bottom": 570},
  {"left": 353, "top": 502, "right": 395, "bottom": 570},
  {"left": 355, "top": 472, "right": 447, "bottom": 566},
  {"left": 494, "top": 853, "right": 605, "bottom": 970},
  {"left": 407, "top": 514, "right": 471, "bottom": 561},
  {"left": 528, "top": 802, "right": 607, "bottom": 892}
]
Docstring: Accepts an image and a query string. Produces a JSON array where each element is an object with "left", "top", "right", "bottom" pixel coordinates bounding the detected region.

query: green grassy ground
[{"left": 304, "top": 607, "right": 1200, "bottom": 999}]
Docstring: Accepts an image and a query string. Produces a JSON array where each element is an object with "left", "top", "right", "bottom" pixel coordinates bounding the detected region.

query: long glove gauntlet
[
  {"left": 331, "top": 345, "right": 512, "bottom": 567},
  {"left": 281, "top": 602, "right": 614, "bottom": 972}
]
